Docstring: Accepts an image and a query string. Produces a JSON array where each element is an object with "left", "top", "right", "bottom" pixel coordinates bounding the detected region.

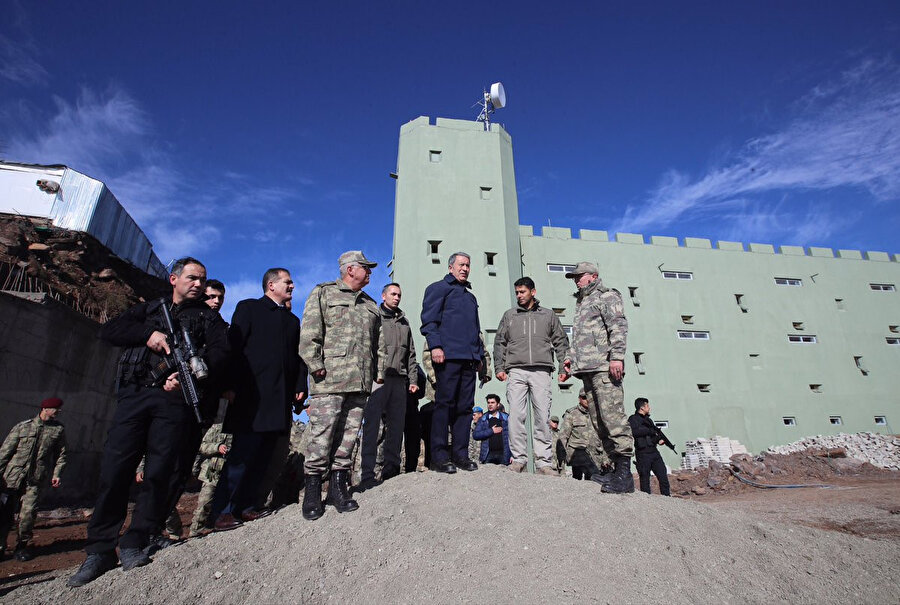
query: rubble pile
[
  {"left": 767, "top": 432, "right": 900, "bottom": 470},
  {"left": 0, "top": 215, "right": 167, "bottom": 321},
  {"left": 681, "top": 435, "right": 748, "bottom": 470}
]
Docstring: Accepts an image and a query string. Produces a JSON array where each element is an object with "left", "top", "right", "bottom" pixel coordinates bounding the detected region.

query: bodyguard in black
[
  {"left": 68, "top": 257, "right": 229, "bottom": 587},
  {"left": 628, "top": 398, "right": 671, "bottom": 496}
]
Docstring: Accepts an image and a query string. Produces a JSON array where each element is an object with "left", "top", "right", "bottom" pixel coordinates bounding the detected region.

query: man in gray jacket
[
  {"left": 358, "top": 283, "right": 418, "bottom": 491},
  {"left": 493, "top": 277, "right": 570, "bottom": 474}
]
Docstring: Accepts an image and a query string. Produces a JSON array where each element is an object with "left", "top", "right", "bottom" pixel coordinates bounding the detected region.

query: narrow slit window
[
  {"left": 870, "top": 283, "right": 896, "bottom": 292},
  {"left": 629, "top": 286, "right": 640, "bottom": 307},
  {"left": 428, "top": 240, "right": 441, "bottom": 264},
  {"left": 655, "top": 421, "right": 669, "bottom": 429},
  {"left": 829, "top": 416, "right": 843, "bottom": 425},
  {"left": 788, "top": 334, "right": 817, "bottom": 344},
  {"left": 889, "top": 325, "right": 899, "bottom": 333},
  {"left": 681, "top": 315, "right": 694, "bottom": 325},
  {"left": 874, "top": 416, "right": 887, "bottom": 426},
  {"left": 854, "top": 356, "right": 868, "bottom": 375},
  {"left": 782, "top": 417, "right": 797, "bottom": 426},
  {"left": 480, "top": 186, "right": 492, "bottom": 200},
  {"left": 485, "top": 253, "right": 497, "bottom": 275},
  {"left": 697, "top": 383, "right": 710, "bottom": 392},
  {"left": 792, "top": 322, "right": 805, "bottom": 331},
  {"left": 678, "top": 330, "right": 709, "bottom": 340},
  {"left": 429, "top": 150, "right": 442, "bottom": 163},
  {"left": 887, "top": 337, "right": 900, "bottom": 346},
  {"left": 662, "top": 271, "right": 693, "bottom": 280},
  {"left": 735, "top": 294, "right": 748, "bottom": 313},
  {"left": 775, "top": 277, "right": 802, "bottom": 286},
  {"left": 835, "top": 298, "right": 845, "bottom": 310},
  {"left": 809, "top": 384, "right": 822, "bottom": 393},
  {"left": 558, "top": 382, "right": 573, "bottom": 390},
  {"left": 547, "top": 263, "right": 577, "bottom": 273},
  {"left": 633, "top": 352, "right": 645, "bottom": 375},
  {"left": 552, "top": 308, "right": 565, "bottom": 317}
]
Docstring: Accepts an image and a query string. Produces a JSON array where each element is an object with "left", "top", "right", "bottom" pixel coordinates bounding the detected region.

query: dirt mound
[
  {"left": 670, "top": 448, "right": 899, "bottom": 497},
  {"left": 0, "top": 215, "right": 167, "bottom": 322},
  {"left": 4, "top": 466, "right": 899, "bottom": 604}
]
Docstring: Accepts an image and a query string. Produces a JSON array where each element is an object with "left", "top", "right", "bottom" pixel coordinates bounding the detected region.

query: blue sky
[{"left": 2, "top": 1, "right": 898, "bottom": 322}]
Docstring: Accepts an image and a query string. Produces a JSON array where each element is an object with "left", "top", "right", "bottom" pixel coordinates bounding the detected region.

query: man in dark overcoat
[{"left": 210, "top": 267, "right": 308, "bottom": 530}]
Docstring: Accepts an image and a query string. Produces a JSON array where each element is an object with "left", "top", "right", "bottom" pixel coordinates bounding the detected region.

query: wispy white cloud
[
  {"left": 0, "top": 35, "right": 48, "bottom": 86},
  {"left": 611, "top": 56, "right": 900, "bottom": 243}
]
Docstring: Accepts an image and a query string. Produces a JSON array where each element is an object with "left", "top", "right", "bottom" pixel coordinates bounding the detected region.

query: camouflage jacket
[
  {"left": 197, "top": 423, "right": 232, "bottom": 484},
  {"left": 422, "top": 334, "right": 492, "bottom": 401},
  {"left": 0, "top": 416, "right": 67, "bottom": 490},
  {"left": 558, "top": 405, "right": 597, "bottom": 462},
  {"left": 567, "top": 278, "right": 627, "bottom": 374},
  {"left": 299, "top": 279, "right": 386, "bottom": 395}
]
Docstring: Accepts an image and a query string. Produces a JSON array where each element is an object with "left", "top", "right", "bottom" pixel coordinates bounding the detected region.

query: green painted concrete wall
[{"left": 392, "top": 117, "right": 900, "bottom": 467}]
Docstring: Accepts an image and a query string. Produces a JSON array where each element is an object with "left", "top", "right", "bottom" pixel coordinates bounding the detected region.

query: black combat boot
[
  {"left": 589, "top": 464, "right": 614, "bottom": 485},
  {"left": 325, "top": 470, "right": 359, "bottom": 513},
  {"left": 13, "top": 541, "right": 34, "bottom": 561},
  {"left": 302, "top": 475, "right": 324, "bottom": 521},
  {"left": 601, "top": 455, "right": 636, "bottom": 494}
]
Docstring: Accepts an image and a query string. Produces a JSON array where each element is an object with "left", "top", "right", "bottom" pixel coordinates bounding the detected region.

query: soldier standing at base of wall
[
  {"left": 629, "top": 398, "right": 672, "bottom": 496},
  {"left": 557, "top": 388, "right": 608, "bottom": 480},
  {"left": 0, "top": 397, "right": 67, "bottom": 562},
  {"left": 563, "top": 261, "right": 634, "bottom": 494},
  {"left": 299, "top": 251, "right": 386, "bottom": 521}
]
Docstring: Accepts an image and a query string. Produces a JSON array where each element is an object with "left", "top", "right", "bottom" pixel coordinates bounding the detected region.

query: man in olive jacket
[
  {"left": 0, "top": 397, "right": 67, "bottom": 561},
  {"left": 493, "top": 276, "right": 569, "bottom": 475},
  {"left": 299, "top": 250, "right": 386, "bottom": 520}
]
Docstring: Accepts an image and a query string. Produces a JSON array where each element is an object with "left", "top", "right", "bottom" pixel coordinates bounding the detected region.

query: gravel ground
[{"left": 4, "top": 465, "right": 899, "bottom": 604}]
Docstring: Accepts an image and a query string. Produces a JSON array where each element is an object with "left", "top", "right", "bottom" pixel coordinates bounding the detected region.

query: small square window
[
  {"left": 829, "top": 416, "right": 843, "bottom": 425},
  {"left": 558, "top": 382, "right": 573, "bottom": 390},
  {"left": 792, "top": 322, "right": 805, "bottom": 331},
  {"left": 633, "top": 352, "right": 645, "bottom": 375},
  {"left": 835, "top": 298, "right": 845, "bottom": 310},
  {"left": 629, "top": 287, "right": 640, "bottom": 307},
  {"left": 735, "top": 294, "right": 748, "bottom": 313},
  {"left": 809, "top": 384, "right": 822, "bottom": 393},
  {"left": 552, "top": 308, "right": 565, "bottom": 317},
  {"left": 874, "top": 416, "right": 887, "bottom": 426},
  {"left": 782, "top": 417, "right": 797, "bottom": 426},
  {"left": 681, "top": 315, "right": 694, "bottom": 325},
  {"left": 480, "top": 186, "right": 492, "bottom": 200},
  {"left": 655, "top": 421, "right": 669, "bottom": 429},
  {"left": 429, "top": 150, "right": 442, "bottom": 163},
  {"left": 697, "top": 383, "right": 710, "bottom": 392},
  {"left": 887, "top": 337, "right": 900, "bottom": 346},
  {"left": 889, "top": 325, "right": 899, "bottom": 333},
  {"left": 775, "top": 277, "right": 802, "bottom": 286},
  {"left": 870, "top": 283, "right": 896, "bottom": 292}
]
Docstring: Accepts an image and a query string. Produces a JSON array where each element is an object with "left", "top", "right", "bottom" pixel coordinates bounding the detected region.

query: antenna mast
[{"left": 476, "top": 82, "right": 507, "bottom": 131}]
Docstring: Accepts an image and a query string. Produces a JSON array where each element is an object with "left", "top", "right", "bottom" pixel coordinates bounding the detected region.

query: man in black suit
[{"left": 211, "top": 268, "right": 308, "bottom": 530}]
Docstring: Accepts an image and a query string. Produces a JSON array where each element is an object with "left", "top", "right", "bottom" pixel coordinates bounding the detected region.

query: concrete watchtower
[{"left": 390, "top": 116, "right": 523, "bottom": 358}]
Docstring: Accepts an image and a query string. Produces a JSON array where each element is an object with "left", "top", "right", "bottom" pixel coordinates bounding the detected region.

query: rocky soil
[{"left": 3, "top": 464, "right": 899, "bottom": 604}]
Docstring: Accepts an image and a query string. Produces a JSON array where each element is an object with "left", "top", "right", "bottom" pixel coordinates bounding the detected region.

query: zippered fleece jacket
[{"left": 493, "top": 300, "right": 569, "bottom": 375}]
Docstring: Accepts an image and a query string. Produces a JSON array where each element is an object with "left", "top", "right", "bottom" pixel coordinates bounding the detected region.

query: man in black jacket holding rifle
[
  {"left": 69, "top": 257, "right": 229, "bottom": 587},
  {"left": 628, "top": 397, "right": 673, "bottom": 496}
]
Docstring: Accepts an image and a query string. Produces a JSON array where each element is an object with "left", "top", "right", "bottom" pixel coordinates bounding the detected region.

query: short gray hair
[
  {"left": 262, "top": 267, "right": 289, "bottom": 292},
  {"left": 171, "top": 257, "right": 205, "bottom": 276},
  {"left": 447, "top": 252, "right": 470, "bottom": 267}
]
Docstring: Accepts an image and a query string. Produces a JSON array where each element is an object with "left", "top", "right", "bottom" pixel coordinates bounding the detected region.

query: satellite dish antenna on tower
[{"left": 476, "top": 81, "right": 507, "bottom": 130}]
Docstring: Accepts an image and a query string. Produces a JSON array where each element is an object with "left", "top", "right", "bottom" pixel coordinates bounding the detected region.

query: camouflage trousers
[
  {"left": 581, "top": 371, "right": 634, "bottom": 458},
  {"left": 189, "top": 481, "right": 218, "bottom": 535},
  {"left": 0, "top": 484, "right": 40, "bottom": 547},
  {"left": 303, "top": 393, "right": 368, "bottom": 476}
]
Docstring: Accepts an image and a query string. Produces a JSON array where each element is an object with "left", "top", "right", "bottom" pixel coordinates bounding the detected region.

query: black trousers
[
  {"left": 569, "top": 449, "right": 598, "bottom": 480},
  {"left": 635, "top": 449, "right": 670, "bottom": 496},
  {"left": 403, "top": 397, "right": 422, "bottom": 473},
  {"left": 158, "top": 420, "right": 206, "bottom": 533},
  {"left": 211, "top": 431, "right": 278, "bottom": 519},
  {"left": 431, "top": 360, "right": 476, "bottom": 464},
  {"left": 361, "top": 374, "right": 408, "bottom": 482},
  {"left": 85, "top": 385, "right": 193, "bottom": 553}
]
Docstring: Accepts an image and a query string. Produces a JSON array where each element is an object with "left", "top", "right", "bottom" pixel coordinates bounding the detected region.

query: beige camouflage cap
[
  {"left": 550, "top": 415, "right": 560, "bottom": 423},
  {"left": 565, "top": 261, "right": 599, "bottom": 278},
  {"left": 339, "top": 250, "right": 377, "bottom": 268}
]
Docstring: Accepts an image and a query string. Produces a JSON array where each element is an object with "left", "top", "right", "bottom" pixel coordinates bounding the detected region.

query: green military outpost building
[{"left": 388, "top": 115, "right": 899, "bottom": 469}]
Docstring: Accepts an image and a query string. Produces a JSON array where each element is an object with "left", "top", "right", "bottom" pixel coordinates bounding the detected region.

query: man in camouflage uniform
[
  {"left": 0, "top": 397, "right": 67, "bottom": 561},
  {"left": 549, "top": 414, "right": 561, "bottom": 473},
  {"left": 558, "top": 388, "right": 609, "bottom": 480},
  {"left": 299, "top": 250, "right": 386, "bottom": 520},
  {"left": 188, "top": 419, "right": 232, "bottom": 536},
  {"left": 563, "top": 261, "right": 634, "bottom": 493}
]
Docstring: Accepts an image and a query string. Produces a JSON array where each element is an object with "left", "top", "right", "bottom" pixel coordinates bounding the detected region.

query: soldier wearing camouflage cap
[
  {"left": 299, "top": 250, "right": 386, "bottom": 520},
  {"left": 0, "top": 397, "right": 67, "bottom": 561},
  {"left": 563, "top": 262, "right": 635, "bottom": 493}
]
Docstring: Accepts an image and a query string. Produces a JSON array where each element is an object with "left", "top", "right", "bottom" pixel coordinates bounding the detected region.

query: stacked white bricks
[
  {"left": 681, "top": 436, "right": 748, "bottom": 470},
  {"left": 767, "top": 432, "right": 900, "bottom": 470}
]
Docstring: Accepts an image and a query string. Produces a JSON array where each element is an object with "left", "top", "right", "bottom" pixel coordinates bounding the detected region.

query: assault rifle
[
  {"left": 652, "top": 424, "right": 677, "bottom": 452},
  {"left": 158, "top": 299, "right": 207, "bottom": 423}
]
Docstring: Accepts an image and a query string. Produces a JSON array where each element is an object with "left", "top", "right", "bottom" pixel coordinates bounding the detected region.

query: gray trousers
[{"left": 506, "top": 367, "right": 553, "bottom": 467}]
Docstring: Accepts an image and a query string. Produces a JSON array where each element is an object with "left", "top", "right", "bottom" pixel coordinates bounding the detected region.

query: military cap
[
  {"left": 473, "top": 406, "right": 483, "bottom": 413},
  {"left": 565, "top": 261, "right": 599, "bottom": 278},
  {"left": 339, "top": 250, "right": 377, "bottom": 269},
  {"left": 41, "top": 397, "right": 64, "bottom": 409},
  {"left": 550, "top": 415, "right": 560, "bottom": 423}
]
